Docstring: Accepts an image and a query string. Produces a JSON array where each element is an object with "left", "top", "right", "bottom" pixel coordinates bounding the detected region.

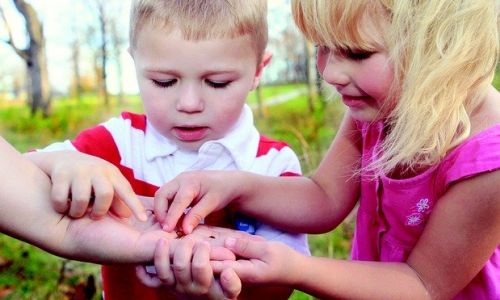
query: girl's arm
[
  {"left": 160, "top": 112, "right": 362, "bottom": 234},
  {"left": 214, "top": 169, "right": 500, "bottom": 299},
  {"left": 213, "top": 238, "right": 430, "bottom": 299},
  {"left": 236, "top": 112, "right": 362, "bottom": 233}
]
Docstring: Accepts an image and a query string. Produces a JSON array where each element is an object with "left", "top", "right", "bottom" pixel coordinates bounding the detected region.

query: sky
[{"left": 0, "top": 0, "right": 302, "bottom": 95}]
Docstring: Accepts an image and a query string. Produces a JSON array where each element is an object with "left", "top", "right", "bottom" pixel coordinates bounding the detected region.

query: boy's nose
[
  {"left": 176, "top": 84, "right": 204, "bottom": 113},
  {"left": 321, "top": 55, "right": 350, "bottom": 87}
]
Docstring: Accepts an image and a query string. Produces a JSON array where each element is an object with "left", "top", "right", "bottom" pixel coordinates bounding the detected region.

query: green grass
[
  {"left": 0, "top": 83, "right": 350, "bottom": 299},
  {"left": 247, "top": 83, "right": 307, "bottom": 104}
]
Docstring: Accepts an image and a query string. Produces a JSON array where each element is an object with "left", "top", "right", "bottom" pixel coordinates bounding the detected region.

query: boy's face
[{"left": 131, "top": 25, "right": 264, "bottom": 151}]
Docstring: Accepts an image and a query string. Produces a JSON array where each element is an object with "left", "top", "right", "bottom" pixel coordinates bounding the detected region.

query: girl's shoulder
[{"left": 438, "top": 123, "right": 500, "bottom": 188}]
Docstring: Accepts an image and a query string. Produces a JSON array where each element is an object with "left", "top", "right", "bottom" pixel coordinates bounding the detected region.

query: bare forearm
[
  {"left": 58, "top": 216, "right": 176, "bottom": 264},
  {"left": 294, "top": 256, "right": 430, "bottom": 300},
  {"left": 233, "top": 172, "right": 341, "bottom": 233},
  {"left": 0, "top": 139, "right": 67, "bottom": 247},
  {"left": 0, "top": 139, "right": 167, "bottom": 264}
]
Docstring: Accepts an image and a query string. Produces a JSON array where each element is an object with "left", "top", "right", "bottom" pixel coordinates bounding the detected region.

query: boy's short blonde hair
[
  {"left": 129, "top": 0, "right": 268, "bottom": 63},
  {"left": 293, "top": 0, "right": 499, "bottom": 175}
]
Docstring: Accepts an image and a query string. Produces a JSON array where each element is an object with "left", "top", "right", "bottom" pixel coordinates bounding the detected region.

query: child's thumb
[{"left": 224, "top": 237, "right": 264, "bottom": 259}]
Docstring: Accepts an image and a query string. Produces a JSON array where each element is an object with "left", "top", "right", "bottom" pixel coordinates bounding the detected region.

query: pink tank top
[{"left": 352, "top": 121, "right": 500, "bottom": 299}]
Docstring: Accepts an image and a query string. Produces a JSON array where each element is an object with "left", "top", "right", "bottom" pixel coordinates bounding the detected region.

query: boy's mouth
[{"left": 172, "top": 126, "right": 209, "bottom": 142}]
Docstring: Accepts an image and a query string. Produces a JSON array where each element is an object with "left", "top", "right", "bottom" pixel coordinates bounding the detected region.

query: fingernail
[
  {"left": 186, "top": 224, "right": 193, "bottom": 233},
  {"left": 225, "top": 237, "right": 236, "bottom": 248},
  {"left": 140, "top": 213, "right": 148, "bottom": 222}
]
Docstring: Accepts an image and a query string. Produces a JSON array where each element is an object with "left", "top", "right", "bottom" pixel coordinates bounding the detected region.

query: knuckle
[
  {"left": 52, "top": 166, "right": 70, "bottom": 177},
  {"left": 236, "top": 240, "right": 248, "bottom": 254},
  {"left": 172, "top": 262, "right": 187, "bottom": 274},
  {"left": 189, "top": 212, "right": 204, "bottom": 224},
  {"left": 51, "top": 192, "right": 68, "bottom": 204},
  {"left": 190, "top": 283, "right": 209, "bottom": 295},
  {"left": 95, "top": 188, "right": 113, "bottom": 200},
  {"left": 71, "top": 196, "right": 89, "bottom": 206},
  {"left": 191, "top": 261, "right": 206, "bottom": 274}
]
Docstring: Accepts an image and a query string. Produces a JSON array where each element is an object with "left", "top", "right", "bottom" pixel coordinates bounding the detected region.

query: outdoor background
[{"left": 0, "top": 0, "right": 497, "bottom": 299}]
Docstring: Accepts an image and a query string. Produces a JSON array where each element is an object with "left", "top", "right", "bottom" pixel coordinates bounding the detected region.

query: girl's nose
[
  {"left": 176, "top": 84, "right": 204, "bottom": 113},
  {"left": 320, "top": 53, "right": 350, "bottom": 87}
]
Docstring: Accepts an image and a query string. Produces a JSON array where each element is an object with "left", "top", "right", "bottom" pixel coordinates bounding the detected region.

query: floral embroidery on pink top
[{"left": 406, "top": 198, "right": 432, "bottom": 226}]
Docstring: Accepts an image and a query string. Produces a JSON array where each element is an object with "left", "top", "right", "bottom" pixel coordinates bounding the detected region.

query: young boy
[{"left": 27, "top": 0, "right": 309, "bottom": 299}]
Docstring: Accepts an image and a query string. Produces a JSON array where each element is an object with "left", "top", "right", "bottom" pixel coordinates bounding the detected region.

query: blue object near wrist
[{"left": 234, "top": 213, "right": 257, "bottom": 235}]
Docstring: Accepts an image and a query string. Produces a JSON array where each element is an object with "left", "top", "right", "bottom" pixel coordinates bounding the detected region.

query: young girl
[{"left": 154, "top": 0, "right": 500, "bottom": 299}]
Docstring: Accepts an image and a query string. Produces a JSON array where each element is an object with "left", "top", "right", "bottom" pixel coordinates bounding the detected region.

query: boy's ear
[{"left": 251, "top": 52, "right": 272, "bottom": 90}]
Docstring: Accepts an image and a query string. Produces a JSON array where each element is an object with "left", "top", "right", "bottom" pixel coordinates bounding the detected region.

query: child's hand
[
  {"left": 154, "top": 171, "right": 239, "bottom": 234},
  {"left": 27, "top": 151, "right": 147, "bottom": 221},
  {"left": 211, "top": 238, "right": 303, "bottom": 287},
  {"left": 136, "top": 226, "right": 247, "bottom": 299}
]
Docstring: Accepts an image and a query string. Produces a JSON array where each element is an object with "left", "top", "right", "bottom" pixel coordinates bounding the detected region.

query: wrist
[
  {"left": 287, "top": 251, "right": 309, "bottom": 288},
  {"left": 230, "top": 171, "right": 255, "bottom": 209}
]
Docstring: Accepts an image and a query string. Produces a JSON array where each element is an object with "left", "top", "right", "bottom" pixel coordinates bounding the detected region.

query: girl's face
[{"left": 317, "top": 36, "right": 393, "bottom": 122}]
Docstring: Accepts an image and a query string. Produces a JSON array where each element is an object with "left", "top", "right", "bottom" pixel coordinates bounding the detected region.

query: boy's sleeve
[{"left": 37, "top": 117, "right": 121, "bottom": 163}]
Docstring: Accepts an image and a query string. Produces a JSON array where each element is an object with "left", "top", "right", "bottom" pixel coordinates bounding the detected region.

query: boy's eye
[
  {"left": 152, "top": 79, "right": 177, "bottom": 88},
  {"left": 338, "top": 48, "right": 374, "bottom": 61},
  {"left": 205, "top": 80, "right": 231, "bottom": 89}
]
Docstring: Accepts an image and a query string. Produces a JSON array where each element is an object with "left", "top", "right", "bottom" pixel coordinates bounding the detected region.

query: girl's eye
[
  {"left": 339, "top": 48, "right": 374, "bottom": 61},
  {"left": 205, "top": 80, "right": 231, "bottom": 89},
  {"left": 152, "top": 79, "right": 177, "bottom": 88}
]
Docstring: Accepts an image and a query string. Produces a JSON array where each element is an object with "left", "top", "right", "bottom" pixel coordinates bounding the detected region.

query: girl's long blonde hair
[{"left": 293, "top": 0, "right": 499, "bottom": 175}]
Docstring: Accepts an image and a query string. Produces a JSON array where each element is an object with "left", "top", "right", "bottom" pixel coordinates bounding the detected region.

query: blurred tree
[
  {"left": 255, "top": 84, "right": 267, "bottom": 118},
  {"left": 305, "top": 40, "right": 318, "bottom": 112},
  {"left": 70, "top": 36, "right": 83, "bottom": 102},
  {"left": 0, "top": 0, "right": 51, "bottom": 117},
  {"left": 95, "top": 0, "right": 109, "bottom": 107},
  {"left": 109, "top": 17, "right": 125, "bottom": 104},
  {"left": 83, "top": 0, "right": 127, "bottom": 107},
  {"left": 280, "top": 27, "right": 306, "bottom": 83}
]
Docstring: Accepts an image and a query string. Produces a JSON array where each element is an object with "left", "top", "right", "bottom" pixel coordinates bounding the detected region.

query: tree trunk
[
  {"left": 305, "top": 40, "right": 317, "bottom": 113},
  {"left": 71, "top": 39, "right": 83, "bottom": 102},
  {"left": 110, "top": 19, "right": 124, "bottom": 104},
  {"left": 97, "top": 1, "right": 109, "bottom": 107},
  {"left": 6, "top": 0, "right": 52, "bottom": 116},
  {"left": 255, "top": 84, "right": 267, "bottom": 118},
  {"left": 28, "top": 47, "right": 51, "bottom": 116}
]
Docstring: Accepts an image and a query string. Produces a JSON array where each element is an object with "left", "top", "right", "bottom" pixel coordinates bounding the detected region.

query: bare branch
[{"left": 0, "top": 2, "right": 29, "bottom": 61}]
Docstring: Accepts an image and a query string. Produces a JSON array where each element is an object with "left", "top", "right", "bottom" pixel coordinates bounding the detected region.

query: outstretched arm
[
  {"left": 0, "top": 137, "right": 172, "bottom": 264},
  {"left": 213, "top": 168, "right": 500, "bottom": 299}
]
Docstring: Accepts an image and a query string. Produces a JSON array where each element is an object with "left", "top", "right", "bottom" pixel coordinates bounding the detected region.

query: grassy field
[{"left": 0, "top": 83, "right": 350, "bottom": 299}]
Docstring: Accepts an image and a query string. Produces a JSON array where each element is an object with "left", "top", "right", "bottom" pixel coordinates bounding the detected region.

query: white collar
[{"left": 144, "top": 105, "right": 260, "bottom": 170}]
